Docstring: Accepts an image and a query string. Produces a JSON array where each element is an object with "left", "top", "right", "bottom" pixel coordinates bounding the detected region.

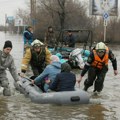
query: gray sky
[
  {"left": 0, "top": 0, "right": 28, "bottom": 25},
  {"left": 0, "top": 0, "right": 119, "bottom": 25}
]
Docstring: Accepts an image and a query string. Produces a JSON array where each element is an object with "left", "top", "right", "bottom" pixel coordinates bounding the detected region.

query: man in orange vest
[{"left": 77, "top": 42, "right": 118, "bottom": 93}]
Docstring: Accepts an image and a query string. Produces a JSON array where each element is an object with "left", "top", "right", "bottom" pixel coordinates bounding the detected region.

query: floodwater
[{"left": 0, "top": 32, "right": 120, "bottom": 120}]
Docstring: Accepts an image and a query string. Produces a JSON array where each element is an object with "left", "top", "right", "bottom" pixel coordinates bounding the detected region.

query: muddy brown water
[{"left": 0, "top": 32, "right": 120, "bottom": 120}]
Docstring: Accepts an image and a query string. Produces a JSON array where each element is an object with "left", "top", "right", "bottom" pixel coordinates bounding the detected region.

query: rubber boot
[
  {"left": 83, "top": 86, "right": 89, "bottom": 91},
  {"left": 83, "top": 79, "right": 89, "bottom": 91},
  {"left": 3, "top": 87, "right": 11, "bottom": 96},
  {"left": 94, "top": 80, "right": 103, "bottom": 93}
]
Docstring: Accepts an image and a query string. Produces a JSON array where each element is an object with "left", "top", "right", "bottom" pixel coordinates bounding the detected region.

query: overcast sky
[
  {"left": 0, "top": 0, "right": 28, "bottom": 25},
  {"left": 0, "top": 0, "right": 119, "bottom": 25}
]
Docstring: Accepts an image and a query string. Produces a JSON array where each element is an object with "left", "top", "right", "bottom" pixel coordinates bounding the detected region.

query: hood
[{"left": 51, "top": 62, "right": 61, "bottom": 69}]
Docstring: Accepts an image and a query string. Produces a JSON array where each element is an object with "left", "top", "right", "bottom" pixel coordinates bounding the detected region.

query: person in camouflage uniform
[
  {"left": 44, "top": 26, "right": 57, "bottom": 48},
  {"left": 0, "top": 41, "right": 19, "bottom": 96}
]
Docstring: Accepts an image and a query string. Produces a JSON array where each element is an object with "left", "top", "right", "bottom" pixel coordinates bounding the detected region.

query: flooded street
[{"left": 0, "top": 32, "right": 120, "bottom": 120}]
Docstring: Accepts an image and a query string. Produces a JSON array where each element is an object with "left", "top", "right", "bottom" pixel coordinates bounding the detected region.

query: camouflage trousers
[{"left": 0, "top": 72, "right": 11, "bottom": 96}]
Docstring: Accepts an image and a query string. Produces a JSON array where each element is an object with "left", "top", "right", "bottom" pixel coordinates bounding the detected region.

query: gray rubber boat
[{"left": 17, "top": 77, "right": 90, "bottom": 105}]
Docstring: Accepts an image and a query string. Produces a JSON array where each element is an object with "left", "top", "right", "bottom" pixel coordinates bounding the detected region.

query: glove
[
  {"left": 21, "top": 69, "right": 26, "bottom": 73},
  {"left": 18, "top": 72, "right": 25, "bottom": 78}
]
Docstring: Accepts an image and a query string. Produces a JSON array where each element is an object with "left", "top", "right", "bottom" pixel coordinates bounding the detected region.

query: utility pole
[{"left": 30, "top": 0, "right": 36, "bottom": 30}]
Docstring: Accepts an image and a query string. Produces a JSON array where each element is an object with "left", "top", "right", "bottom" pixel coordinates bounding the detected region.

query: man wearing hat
[
  {"left": 0, "top": 40, "right": 20, "bottom": 96},
  {"left": 21, "top": 39, "right": 51, "bottom": 77}
]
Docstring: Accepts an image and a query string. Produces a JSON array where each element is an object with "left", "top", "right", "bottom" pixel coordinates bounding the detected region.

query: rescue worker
[
  {"left": 0, "top": 40, "right": 20, "bottom": 96},
  {"left": 77, "top": 42, "right": 118, "bottom": 93},
  {"left": 21, "top": 39, "right": 51, "bottom": 77}
]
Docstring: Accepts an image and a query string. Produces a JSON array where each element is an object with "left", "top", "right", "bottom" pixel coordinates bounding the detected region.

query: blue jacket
[
  {"left": 49, "top": 72, "right": 76, "bottom": 91},
  {"left": 34, "top": 62, "right": 61, "bottom": 84},
  {"left": 23, "top": 30, "right": 33, "bottom": 45}
]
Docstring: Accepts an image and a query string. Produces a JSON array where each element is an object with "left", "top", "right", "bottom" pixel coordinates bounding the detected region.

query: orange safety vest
[{"left": 91, "top": 47, "right": 109, "bottom": 69}]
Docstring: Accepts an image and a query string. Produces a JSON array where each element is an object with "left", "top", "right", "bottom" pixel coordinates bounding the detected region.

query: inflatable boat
[{"left": 17, "top": 77, "right": 90, "bottom": 105}]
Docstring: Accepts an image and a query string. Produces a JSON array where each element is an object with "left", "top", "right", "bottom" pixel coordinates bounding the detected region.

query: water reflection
[
  {"left": 0, "top": 95, "right": 89, "bottom": 120},
  {"left": 87, "top": 104, "right": 108, "bottom": 120},
  {"left": 0, "top": 97, "right": 9, "bottom": 119}
]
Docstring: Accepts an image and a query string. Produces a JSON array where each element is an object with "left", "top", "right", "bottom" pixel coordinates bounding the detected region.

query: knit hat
[
  {"left": 61, "top": 63, "right": 71, "bottom": 72},
  {"left": 50, "top": 55, "right": 60, "bottom": 62},
  {"left": 3, "top": 40, "right": 12, "bottom": 49}
]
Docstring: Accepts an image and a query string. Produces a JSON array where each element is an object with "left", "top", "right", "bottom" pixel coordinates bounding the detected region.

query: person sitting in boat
[
  {"left": 44, "top": 26, "right": 57, "bottom": 48},
  {"left": 21, "top": 39, "right": 51, "bottom": 77},
  {"left": 0, "top": 40, "right": 20, "bottom": 96},
  {"left": 77, "top": 42, "right": 118, "bottom": 93},
  {"left": 64, "top": 30, "right": 76, "bottom": 48},
  {"left": 31, "top": 55, "right": 61, "bottom": 92},
  {"left": 49, "top": 62, "right": 76, "bottom": 92}
]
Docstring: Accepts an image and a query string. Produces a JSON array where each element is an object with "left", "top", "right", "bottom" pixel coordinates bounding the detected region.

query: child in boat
[{"left": 49, "top": 63, "right": 76, "bottom": 92}]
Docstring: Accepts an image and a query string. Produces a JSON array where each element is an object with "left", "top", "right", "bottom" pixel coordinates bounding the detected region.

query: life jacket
[
  {"left": 91, "top": 47, "right": 109, "bottom": 69},
  {"left": 30, "top": 47, "right": 46, "bottom": 67}
]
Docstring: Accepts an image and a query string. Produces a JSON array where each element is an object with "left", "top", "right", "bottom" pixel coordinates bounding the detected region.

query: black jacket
[
  {"left": 49, "top": 72, "right": 76, "bottom": 92},
  {"left": 81, "top": 49, "right": 117, "bottom": 77}
]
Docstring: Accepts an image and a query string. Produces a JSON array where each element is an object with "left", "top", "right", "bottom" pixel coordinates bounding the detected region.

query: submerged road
[{"left": 0, "top": 32, "right": 120, "bottom": 120}]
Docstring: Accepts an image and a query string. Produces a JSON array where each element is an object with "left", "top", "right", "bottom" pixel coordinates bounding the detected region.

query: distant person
[
  {"left": 32, "top": 55, "right": 61, "bottom": 92},
  {"left": 0, "top": 40, "right": 20, "bottom": 96},
  {"left": 21, "top": 39, "right": 51, "bottom": 77},
  {"left": 49, "top": 63, "right": 76, "bottom": 92},
  {"left": 77, "top": 42, "right": 118, "bottom": 93},
  {"left": 23, "top": 26, "right": 34, "bottom": 47},
  {"left": 64, "top": 30, "right": 76, "bottom": 48},
  {"left": 44, "top": 26, "right": 56, "bottom": 48}
]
